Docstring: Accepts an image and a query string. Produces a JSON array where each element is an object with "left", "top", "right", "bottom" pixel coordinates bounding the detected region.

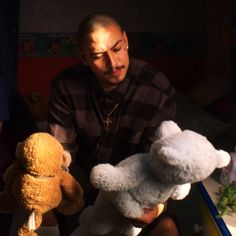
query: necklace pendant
[
  {"left": 101, "top": 103, "right": 118, "bottom": 133},
  {"left": 103, "top": 116, "right": 112, "bottom": 132}
]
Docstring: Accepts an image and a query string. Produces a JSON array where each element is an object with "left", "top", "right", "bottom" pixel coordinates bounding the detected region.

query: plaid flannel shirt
[{"left": 49, "top": 58, "right": 176, "bottom": 175}]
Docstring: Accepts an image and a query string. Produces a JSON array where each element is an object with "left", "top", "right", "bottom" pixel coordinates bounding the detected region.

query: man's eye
[
  {"left": 113, "top": 47, "right": 121, "bottom": 52},
  {"left": 91, "top": 54, "right": 103, "bottom": 59}
]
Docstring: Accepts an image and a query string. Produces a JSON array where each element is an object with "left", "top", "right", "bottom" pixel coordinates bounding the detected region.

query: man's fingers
[{"left": 155, "top": 203, "right": 165, "bottom": 218}]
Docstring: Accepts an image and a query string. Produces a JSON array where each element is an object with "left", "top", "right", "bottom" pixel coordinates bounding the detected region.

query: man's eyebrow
[
  {"left": 111, "top": 39, "right": 123, "bottom": 49},
  {"left": 91, "top": 39, "right": 123, "bottom": 55},
  {"left": 90, "top": 51, "right": 103, "bottom": 56}
]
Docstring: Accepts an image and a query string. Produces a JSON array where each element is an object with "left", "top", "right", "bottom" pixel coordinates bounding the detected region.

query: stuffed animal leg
[
  {"left": 57, "top": 170, "right": 84, "bottom": 215},
  {"left": 171, "top": 183, "right": 191, "bottom": 200},
  {"left": 17, "top": 211, "right": 42, "bottom": 236},
  {"left": 72, "top": 192, "right": 142, "bottom": 236},
  {"left": 72, "top": 207, "right": 141, "bottom": 236}
]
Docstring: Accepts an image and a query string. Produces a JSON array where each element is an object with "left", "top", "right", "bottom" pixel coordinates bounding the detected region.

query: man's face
[{"left": 80, "top": 25, "right": 129, "bottom": 91}]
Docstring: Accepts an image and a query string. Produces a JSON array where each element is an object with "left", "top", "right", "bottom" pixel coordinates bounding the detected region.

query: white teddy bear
[{"left": 71, "top": 120, "right": 230, "bottom": 236}]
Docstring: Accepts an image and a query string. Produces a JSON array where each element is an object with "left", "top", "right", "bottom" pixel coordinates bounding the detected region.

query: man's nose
[{"left": 105, "top": 52, "right": 117, "bottom": 68}]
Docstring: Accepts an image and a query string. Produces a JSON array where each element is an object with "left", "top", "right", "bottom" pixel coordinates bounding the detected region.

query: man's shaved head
[
  {"left": 76, "top": 13, "right": 129, "bottom": 91},
  {"left": 77, "top": 13, "right": 123, "bottom": 49}
]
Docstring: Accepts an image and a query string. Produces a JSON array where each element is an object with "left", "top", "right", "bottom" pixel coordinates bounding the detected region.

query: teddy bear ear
[
  {"left": 15, "top": 142, "right": 23, "bottom": 159},
  {"left": 62, "top": 150, "right": 72, "bottom": 169},
  {"left": 155, "top": 120, "right": 182, "bottom": 139},
  {"left": 216, "top": 150, "right": 231, "bottom": 168}
]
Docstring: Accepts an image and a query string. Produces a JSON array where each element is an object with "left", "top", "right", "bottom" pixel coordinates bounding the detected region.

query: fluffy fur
[
  {"left": 72, "top": 121, "right": 230, "bottom": 236},
  {"left": 0, "top": 132, "right": 84, "bottom": 236}
]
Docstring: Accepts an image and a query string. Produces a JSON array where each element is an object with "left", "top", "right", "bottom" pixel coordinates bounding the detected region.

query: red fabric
[
  {"left": 17, "top": 56, "right": 206, "bottom": 98},
  {"left": 18, "top": 57, "right": 80, "bottom": 97}
]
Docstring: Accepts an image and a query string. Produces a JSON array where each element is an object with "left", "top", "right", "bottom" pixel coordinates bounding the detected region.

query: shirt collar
[{"left": 89, "top": 65, "right": 131, "bottom": 104}]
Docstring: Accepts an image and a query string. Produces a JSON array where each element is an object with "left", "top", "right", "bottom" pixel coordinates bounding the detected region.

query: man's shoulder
[
  {"left": 52, "top": 63, "right": 92, "bottom": 84},
  {"left": 130, "top": 58, "right": 172, "bottom": 93}
]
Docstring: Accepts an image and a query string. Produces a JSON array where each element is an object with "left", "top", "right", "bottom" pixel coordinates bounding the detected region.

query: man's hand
[{"left": 131, "top": 203, "right": 166, "bottom": 228}]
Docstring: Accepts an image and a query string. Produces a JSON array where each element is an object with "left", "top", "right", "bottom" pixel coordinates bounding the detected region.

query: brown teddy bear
[{"left": 0, "top": 132, "right": 84, "bottom": 236}]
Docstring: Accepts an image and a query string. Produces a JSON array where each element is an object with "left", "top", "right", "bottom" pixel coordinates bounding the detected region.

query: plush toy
[
  {"left": 0, "top": 132, "right": 84, "bottom": 236},
  {"left": 72, "top": 120, "right": 231, "bottom": 236}
]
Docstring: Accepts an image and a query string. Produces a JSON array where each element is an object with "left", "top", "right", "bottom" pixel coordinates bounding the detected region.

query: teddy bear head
[
  {"left": 16, "top": 132, "right": 71, "bottom": 177},
  {"left": 149, "top": 121, "right": 230, "bottom": 184}
]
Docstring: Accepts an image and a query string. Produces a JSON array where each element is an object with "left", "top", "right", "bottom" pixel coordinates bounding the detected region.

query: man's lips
[
  {"left": 104, "top": 65, "right": 125, "bottom": 76},
  {"left": 111, "top": 68, "right": 122, "bottom": 76}
]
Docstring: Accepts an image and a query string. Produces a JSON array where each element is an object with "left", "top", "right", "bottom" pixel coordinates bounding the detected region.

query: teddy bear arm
[
  {"left": 58, "top": 170, "right": 84, "bottom": 215},
  {"left": 4, "top": 162, "right": 22, "bottom": 183},
  {"left": 17, "top": 211, "right": 42, "bottom": 236},
  {"left": 216, "top": 150, "right": 231, "bottom": 168},
  {"left": 171, "top": 183, "right": 191, "bottom": 200},
  {"left": 91, "top": 163, "right": 141, "bottom": 191}
]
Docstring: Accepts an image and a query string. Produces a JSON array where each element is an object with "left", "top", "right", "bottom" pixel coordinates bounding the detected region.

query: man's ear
[
  {"left": 77, "top": 48, "right": 88, "bottom": 66},
  {"left": 79, "top": 53, "right": 86, "bottom": 65},
  {"left": 122, "top": 31, "right": 129, "bottom": 50}
]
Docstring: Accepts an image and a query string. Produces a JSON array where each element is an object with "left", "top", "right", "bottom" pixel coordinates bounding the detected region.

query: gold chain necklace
[{"left": 103, "top": 103, "right": 119, "bottom": 132}]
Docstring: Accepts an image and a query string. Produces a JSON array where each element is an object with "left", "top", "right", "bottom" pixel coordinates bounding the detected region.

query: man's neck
[
  {"left": 102, "top": 84, "right": 117, "bottom": 92},
  {"left": 99, "top": 81, "right": 118, "bottom": 92}
]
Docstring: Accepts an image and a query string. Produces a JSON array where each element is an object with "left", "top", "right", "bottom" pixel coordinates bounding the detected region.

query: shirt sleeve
[
  {"left": 48, "top": 79, "right": 78, "bottom": 158},
  {"left": 138, "top": 73, "right": 176, "bottom": 152}
]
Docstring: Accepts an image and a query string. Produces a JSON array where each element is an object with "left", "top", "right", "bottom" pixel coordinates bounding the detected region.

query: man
[{"left": 48, "top": 13, "right": 179, "bottom": 236}]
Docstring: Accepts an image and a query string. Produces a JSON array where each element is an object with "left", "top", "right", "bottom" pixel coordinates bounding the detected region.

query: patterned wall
[
  {"left": 17, "top": 32, "right": 207, "bottom": 98},
  {"left": 18, "top": 32, "right": 206, "bottom": 57}
]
